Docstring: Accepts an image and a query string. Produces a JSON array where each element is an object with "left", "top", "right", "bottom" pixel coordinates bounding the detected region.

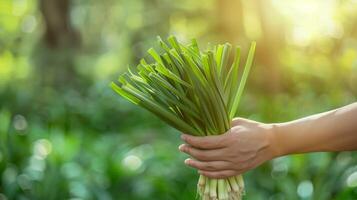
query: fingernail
[
  {"left": 198, "top": 170, "right": 202, "bottom": 174},
  {"left": 181, "top": 134, "right": 186, "bottom": 141},
  {"left": 178, "top": 144, "right": 185, "bottom": 151},
  {"left": 184, "top": 158, "right": 190, "bottom": 164}
]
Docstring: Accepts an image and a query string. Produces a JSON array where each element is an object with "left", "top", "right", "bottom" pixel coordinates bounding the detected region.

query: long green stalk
[{"left": 111, "top": 36, "right": 256, "bottom": 200}]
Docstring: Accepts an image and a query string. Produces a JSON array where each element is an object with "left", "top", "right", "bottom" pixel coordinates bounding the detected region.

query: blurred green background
[{"left": 1, "top": 0, "right": 357, "bottom": 199}]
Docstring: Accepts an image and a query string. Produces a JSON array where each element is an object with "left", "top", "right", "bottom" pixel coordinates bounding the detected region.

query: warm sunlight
[{"left": 272, "top": 0, "right": 344, "bottom": 46}]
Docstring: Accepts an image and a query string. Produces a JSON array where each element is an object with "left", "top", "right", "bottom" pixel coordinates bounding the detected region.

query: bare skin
[{"left": 179, "top": 102, "right": 357, "bottom": 179}]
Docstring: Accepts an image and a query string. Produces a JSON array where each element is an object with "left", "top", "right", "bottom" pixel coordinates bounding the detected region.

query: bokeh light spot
[
  {"left": 13, "top": 114, "right": 27, "bottom": 132},
  {"left": 69, "top": 181, "right": 89, "bottom": 198},
  {"left": 17, "top": 174, "right": 31, "bottom": 190},
  {"left": 347, "top": 171, "right": 357, "bottom": 187},
  {"left": 33, "top": 139, "right": 52, "bottom": 159},
  {"left": 271, "top": 157, "right": 289, "bottom": 179},
  {"left": 21, "top": 15, "right": 37, "bottom": 33},
  {"left": 122, "top": 155, "right": 142, "bottom": 171},
  {"left": 297, "top": 180, "right": 313, "bottom": 198}
]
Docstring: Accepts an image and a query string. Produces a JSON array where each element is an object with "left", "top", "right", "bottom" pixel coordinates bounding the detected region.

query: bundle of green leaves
[{"left": 112, "top": 36, "right": 256, "bottom": 200}]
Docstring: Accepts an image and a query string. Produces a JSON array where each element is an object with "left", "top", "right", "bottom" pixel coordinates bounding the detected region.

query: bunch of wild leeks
[{"left": 111, "top": 36, "right": 256, "bottom": 200}]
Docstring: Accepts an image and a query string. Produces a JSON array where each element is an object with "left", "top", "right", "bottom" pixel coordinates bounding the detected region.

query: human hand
[{"left": 179, "top": 118, "right": 279, "bottom": 178}]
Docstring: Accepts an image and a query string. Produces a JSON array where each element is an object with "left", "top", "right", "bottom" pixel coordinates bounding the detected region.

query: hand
[{"left": 179, "top": 118, "right": 278, "bottom": 178}]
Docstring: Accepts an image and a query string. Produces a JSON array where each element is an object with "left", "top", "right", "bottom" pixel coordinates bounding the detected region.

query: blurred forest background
[{"left": 1, "top": 0, "right": 357, "bottom": 199}]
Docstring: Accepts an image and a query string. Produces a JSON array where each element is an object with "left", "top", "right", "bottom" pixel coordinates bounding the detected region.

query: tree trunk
[{"left": 40, "top": 0, "right": 80, "bottom": 48}]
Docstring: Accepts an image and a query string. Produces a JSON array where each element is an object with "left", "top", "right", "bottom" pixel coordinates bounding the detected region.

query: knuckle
[
  {"left": 198, "top": 152, "right": 208, "bottom": 160},
  {"left": 234, "top": 154, "right": 245, "bottom": 161},
  {"left": 246, "top": 158, "right": 256, "bottom": 168},
  {"left": 231, "top": 159, "right": 240, "bottom": 167},
  {"left": 240, "top": 161, "right": 252, "bottom": 170},
  {"left": 225, "top": 152, "right": 236, "bottom": 160},
  {"left": 190, "top": 160, "right": 199, "bottom": 167},
  {"left": 238, "top": 165, "right": 249, "bottom": 173},
  {"left": 184, "top": 146, "right": 190, "bottom": 153},
  {"left": 233, "top": 162, "right": 244, "bottom": 170},
  {"left": 196, "top": 162, "right": 205, "bottom": 169},
  {"left": 191, "top": 161, "right": 200, "bottom": 169},
  {"left": 186, "top": 137, "right": 193, "bottom": 144},
  {"left": 205, "top": 162, "right": 215, "bottom": 170},
  {"left": 191, "top": 149, "right": 202, "bottom": 158},
  {"left": 191, "top": 150, "right": 205, "bottom": 159},
  {"left": 230, "top": 127, "right": 241, "bottom": 137},
  {"left": 238, "top": 161, "right": 247, "bottom": 168},
  {"left": 188, "top": 148, "right": 196, "bottom": 155},
  {"left": 232, "top": 117, "right": 244, "bottom": 125}
]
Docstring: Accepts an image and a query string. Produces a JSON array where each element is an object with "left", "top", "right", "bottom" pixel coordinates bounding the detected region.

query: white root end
[
  {"left": 198, "top": 175, "right": 206, "bottom": 186},
  {"left": 202, "top": 194, "right": 210, "bottom": 200},
  {"left": 197, "top": 175, "right": 206, "bottom": 196},
  {"left": 204, "top": 177, "right": 210, "bottom": 194},
  {"left": 226, "top": 179, "right": 232, "bottom": 193},
  {"left": 236, "top": 175, "right": 245, "bottom": 195},
  {"left": 209, "top": 179, "right": 218, "bottom": 199},
  {"left": 197, "top": 176, "right": 244, "bottom": 200},
  {"left": 228, "top": 176, "right": 239, "bottom": 193},
  {"left": 217, "top": 179, "right": 227, "bottom": 199}
]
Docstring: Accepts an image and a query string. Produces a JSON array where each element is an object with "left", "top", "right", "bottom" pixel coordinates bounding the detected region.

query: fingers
[
  {"left": 195, "top": 159, "right": 254, "bottom": 178},
  {"left": 198, "top": 170, "right": 238, "bottom": 179},
  {"left": 179, "top": 144, "right": 225, "bottom": 161},
  {"left": 181, "top": 133, "right": 229, "bottom": 149},
  {"left": 184, "top": 158, "right": 231, "bottom": 171}
]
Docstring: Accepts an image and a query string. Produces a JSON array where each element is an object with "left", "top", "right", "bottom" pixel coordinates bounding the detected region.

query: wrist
[{"left": 265, "top": 123, "right": 287, "bottom": 158}]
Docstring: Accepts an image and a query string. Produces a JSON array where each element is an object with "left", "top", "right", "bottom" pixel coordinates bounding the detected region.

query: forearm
[{"left": 271, "top": 103, "right": 357, "bottom": 157}]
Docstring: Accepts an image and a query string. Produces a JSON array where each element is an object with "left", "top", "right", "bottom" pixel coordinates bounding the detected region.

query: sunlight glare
[{"left": 272, "top": 0, "right": 342, "bottom": 46}]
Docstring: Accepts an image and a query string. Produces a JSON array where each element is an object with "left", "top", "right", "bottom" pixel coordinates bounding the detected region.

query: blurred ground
[{"left": 0, "top": 0, "right": 357, "bottom": 199}]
